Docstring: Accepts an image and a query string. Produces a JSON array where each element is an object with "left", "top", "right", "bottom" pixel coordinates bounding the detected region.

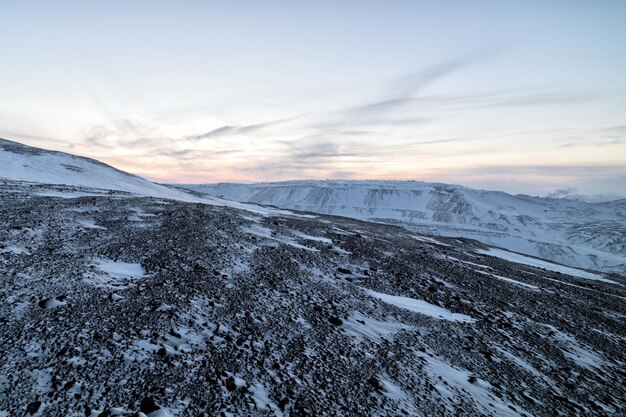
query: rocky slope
[
  {"left": 182, "top": 181, "right": 626, "bottom": 274},
  {"left": 1, "top": 179, "right": 624, "bottom": 416}
]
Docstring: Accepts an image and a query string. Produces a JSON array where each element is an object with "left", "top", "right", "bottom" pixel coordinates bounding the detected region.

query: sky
[{"left": 1, "top": 1, "right": 625, "bottom": 199}]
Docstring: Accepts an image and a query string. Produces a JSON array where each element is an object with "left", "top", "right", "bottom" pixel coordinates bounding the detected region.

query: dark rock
[
  {"left": 367, "top": 376, "right": 383, "bottom": 392},
  {"left": 225, "top": 376, "right": 237, "bottom": 392},
  {"left": 26, "top": 401, "right": 41, "bottom": 415},
  {"left": 328, "top": 316, "right": 343, "bottom": 326},
  {"left": 140, "top": 397, "right": 160, "bottom": 414}
]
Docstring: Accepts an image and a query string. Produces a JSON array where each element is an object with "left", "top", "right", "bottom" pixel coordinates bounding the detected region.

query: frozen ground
[{"left": 1, "top": 179, "right": 624, "bottom": 416}]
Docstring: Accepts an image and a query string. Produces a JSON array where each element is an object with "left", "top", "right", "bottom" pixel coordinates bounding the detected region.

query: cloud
[
  {"left": 289, "top": 140, "right": 361, "bottom": 162},
  {"left": 544, "top": 187, "right": 624, "bottom": 202},
  {"left": 187, "top": 115, "right": 303, "bottom": 141},
  {"left": 556, "top": 124, "right": 626, "bottom": 148},
  {"left": 158, "top": 148, "right": 239, "bottom": 160},
  {"left": 545, "top": 187, "right": 578, "bottom": 198},
  {"left": 188, "top": 123, "right": 267, "bottom": 140},
  {"left": 67, "top": 49, "right": 619, "bottom": 194},
  {"left": 82, "top": 116, "right": 173, "bottom": 150},
  {"left": 347, "top": 49, "right": 502, "bottom": 116}
]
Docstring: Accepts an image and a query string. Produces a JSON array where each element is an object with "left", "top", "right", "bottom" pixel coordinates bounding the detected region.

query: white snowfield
[
  {"left": 0, "top": 138, "right": 291, "bottom": 216},
  {"left": 182, "top": 180, "right": 626, "bottom": 274}
]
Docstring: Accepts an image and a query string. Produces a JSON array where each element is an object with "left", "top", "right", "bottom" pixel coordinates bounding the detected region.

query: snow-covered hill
[
  {"left": 0, "top": 138, "right": 198, "bottom": 200},
  {"left": 0, "top": 138, "right": 286, "bottom": 215},
  {"left": 182, "top": 180, "right": 626, "bottom": 274}
]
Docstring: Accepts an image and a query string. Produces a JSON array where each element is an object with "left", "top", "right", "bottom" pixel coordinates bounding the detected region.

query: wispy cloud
[
  {"left": 83, "top": 116, "right": 172, "bottom": 150},
  {"left": 186, "top": 115, "right": 303, "bottom": 141},
  {"left": 348, "top": 51, "right": 500, "bottom": 115},
  {"left": 187, "top": 122, "right": 270, "bottom": 140}
]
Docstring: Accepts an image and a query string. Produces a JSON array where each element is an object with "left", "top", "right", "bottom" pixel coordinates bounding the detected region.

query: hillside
[
  {"left": 1, "top": 179, "right": 624, "bottom": 416},
  {"left": 0, "top": 138, "right": 286, "bottom": 215},
  {"left": 182, "top": 181, "right": 626, "bottom": 274}
]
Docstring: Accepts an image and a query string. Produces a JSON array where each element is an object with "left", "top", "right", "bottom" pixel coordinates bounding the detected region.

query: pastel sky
[{"left": 1, "top": 1, "right": 625, "bottom": 199}]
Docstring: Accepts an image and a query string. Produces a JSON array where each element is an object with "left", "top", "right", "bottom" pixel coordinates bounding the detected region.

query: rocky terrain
[
  {"left": 1, "top": 179, "right": 625, "bottom": 416},
  {"left": 182, "top": 181, "right": 626, "bottom": 274}
]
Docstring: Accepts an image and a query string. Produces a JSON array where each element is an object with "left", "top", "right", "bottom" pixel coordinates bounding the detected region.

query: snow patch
[
  {"left": 365, "top": 289, "right": 475, "bottom": 323},
  {"left": 250, "top": 383, "right": 283, "bottom": 416},
  {"left": 85, "top": 258, "right": 146, "bottom": 289},
  {"left": 292, "top": 231, "right": 333, "bottom": 244},
  {"left": 544, "top": 325, "right": 606, "bottom": 370},
  {"left": 418, "top": 351, "right": 524, "bottom": 417},
  {"left": 474, "top": 270, "right": 540, "bottom": 290},
  {"left": 476, "top": 247, "right": 619, "bottom": 285},
  {"left": 78, "top": 219, "right": 106, "bottom": 230},
  {"left": 342, "top": 311, "right": 409, "bottom": 342}
]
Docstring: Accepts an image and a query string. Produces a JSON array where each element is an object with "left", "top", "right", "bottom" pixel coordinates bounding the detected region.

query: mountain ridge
[{"left": 181, "top": 180, "right": 626, "bottom": 274}]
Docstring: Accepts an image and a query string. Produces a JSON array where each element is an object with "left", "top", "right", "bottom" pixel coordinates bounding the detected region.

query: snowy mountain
[
  {"left": 182, "top": 181, "right": 626, "bottom": 274},
  {"left": 0, "top": 138, "right": 198, "bottom": 200},
  {"left": 1, "top": 139, "right": 624, "bottom": 416},
  {"left": 0, "top": 138, "right": 287, "bottom": 215}
]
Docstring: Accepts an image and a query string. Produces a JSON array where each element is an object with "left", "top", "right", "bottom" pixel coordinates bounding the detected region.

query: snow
[
  {"left": 474, "top": 270, "right": 541, "bottom": 290},
  {"left": 379, "top": 378, "right": 409, "bottom": 401},
  {"left": 0, "top": 139, "right": 193, "bottom": 200},
  {"left": 243, "top": 223, "right": 274, "bottom": 239},
  {"left": 417, "top": 351, "right": 524, "bottom": 417},
  {"left": 182, "top": 179, "right": 626, "bottom": 274},
  {"left": 342, "top": 311, "right": 409, "bottom": 342},
  {"left": 242, "top": 223, "right": 319, "bottom": 252},
  {"left": 476, "top": 247, "right": 620, "bottom": 285},
  {"left": 365, "top": 289, "right": 475, "bottom": 323},
  {"left": 250, "top": 383, "right": 283, "bottom": 416},
  {"left": 412, "top": 235, "right": 450, "bottom": 246},
  {"left": 537, "top": 276, "right": 626, "bottom": 300},
  {"left": 147, "top": 409, "right": 173, "bottom": 417},
  {"left": 85, "top": 259, "right": 146, "bottom": 289},
  {"left": 35, "top": 190, "right": 106, "bottom": 198},
  {"left": 0, "top": 138, "right": 298, "bottom": 217},
  {"left": 38, "top": 297, "right": 66, "bottom": 309},
  {"left": 292, "top": 231, "right": 333, "bottom": 244},
  {"left": 78, "top": 219, "right": 106, "bottom": 230},
  {"left": 0, "top": 245, "right": 29, "bottom": 255},
  {"left": 94, "top": 259, "right": 144, "bottom": 279},
  {"left": 545, "top": 325, "right": 606, "bottom": 370},
  {"left": 493, "top": 345, "right": 555, "bottom": 385}
]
